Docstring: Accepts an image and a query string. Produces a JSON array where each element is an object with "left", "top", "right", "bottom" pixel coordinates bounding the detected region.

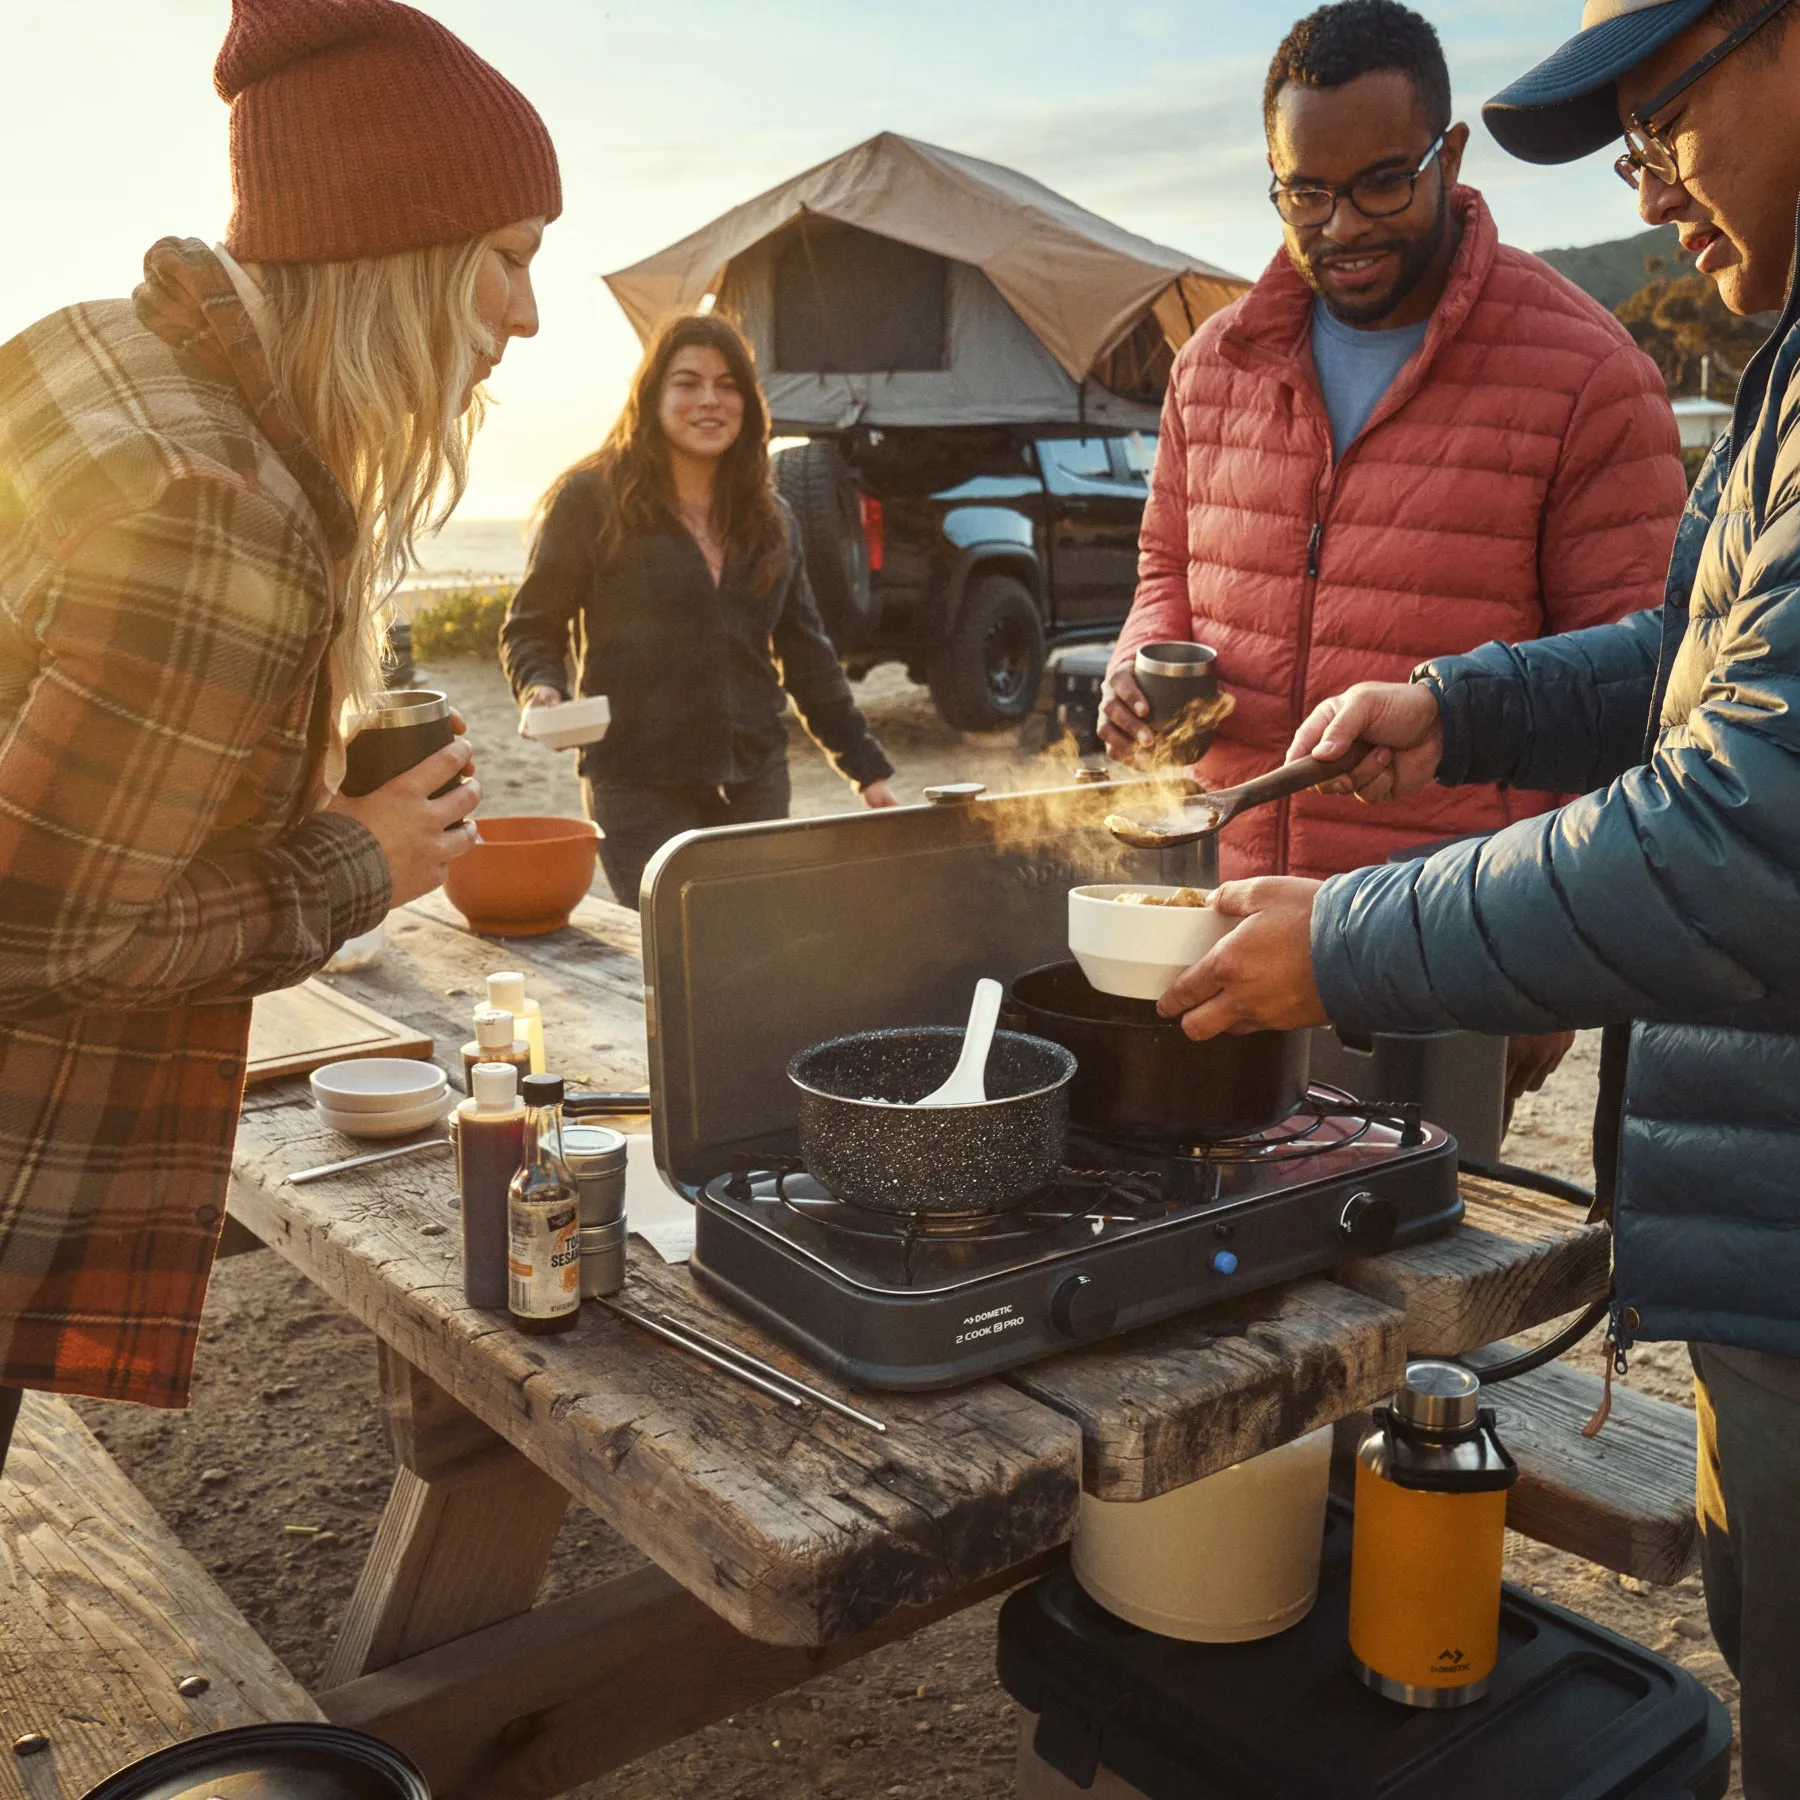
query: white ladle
[{"left": 914, "top": 978, "right": 1005, "bottom": 1108}]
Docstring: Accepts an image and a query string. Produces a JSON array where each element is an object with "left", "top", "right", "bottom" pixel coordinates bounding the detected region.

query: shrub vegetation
[{"left": 410, "top": 585, "right": 515, "bottom": 660}]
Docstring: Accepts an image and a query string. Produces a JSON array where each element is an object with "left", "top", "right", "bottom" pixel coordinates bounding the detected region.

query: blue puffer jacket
[{"left": 1312, "top": 259, "right": 1800, "bottom": 1362}]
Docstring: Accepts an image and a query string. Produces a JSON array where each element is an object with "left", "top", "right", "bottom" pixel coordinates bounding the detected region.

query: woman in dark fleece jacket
[{"left": 500, "top": 313, "right": 897, "bottom": 907}]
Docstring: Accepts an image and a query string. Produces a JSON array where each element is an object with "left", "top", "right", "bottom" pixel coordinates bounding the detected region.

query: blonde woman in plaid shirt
[{"left": 0, "top": 0, "right": 561, "bottom": 1461}]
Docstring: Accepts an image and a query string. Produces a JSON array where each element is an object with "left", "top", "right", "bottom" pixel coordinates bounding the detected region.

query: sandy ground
[{"left": 70, "top": 656, "right": 1740, "bottom": 1798}]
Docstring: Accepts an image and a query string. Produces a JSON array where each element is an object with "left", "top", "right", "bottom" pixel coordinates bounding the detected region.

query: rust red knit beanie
[{"left": 217, "top": 0, "right": 562, "bottom": 264}]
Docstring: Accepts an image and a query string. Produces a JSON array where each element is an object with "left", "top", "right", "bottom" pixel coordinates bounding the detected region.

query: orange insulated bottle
[{"left": 1348, "top": 1361, "right": 1517, "bottom": 1708}]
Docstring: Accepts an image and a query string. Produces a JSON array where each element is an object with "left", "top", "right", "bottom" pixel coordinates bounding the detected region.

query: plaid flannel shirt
[{"left": 0, "top": 239, "right": 390, "bottom": 1406}]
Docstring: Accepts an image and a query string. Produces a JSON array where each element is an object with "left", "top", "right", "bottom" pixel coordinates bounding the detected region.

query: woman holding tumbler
[
  {"left": 0, "top": 0, "right": 560, "bottom": 1462},
  {"left": 502, "top": 313, "right": 898, "bottom": 910}
]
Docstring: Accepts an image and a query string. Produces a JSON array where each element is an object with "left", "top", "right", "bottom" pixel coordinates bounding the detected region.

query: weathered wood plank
[
  {"left": 316, "top": 890, "right": 647, "bottom": 1092},
  {"left": 228, "top": 1119, "right": 1080, "bottom": 1648},
  {"left": 321, "top": 1552, "right": 1060, "bottom": 1800},
  {"left": 1469, "top": 1348, "right": 1699, "bottom": 1584},
  {"left": 1005, "top": 1279, "right": 1411, "bottom": 1501},
  {"left": 321, "top": 1349, "right": 569, "bottom": 1685},
  {"left": 1331, "top": 1175, "right": 1610, "bottom": 1356},
  {"left": 0, "top": 1395, "right": 319, "bottom": 1799}
]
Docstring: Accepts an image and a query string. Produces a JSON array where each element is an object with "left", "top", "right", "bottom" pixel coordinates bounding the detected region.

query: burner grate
[{"left": 715, "top": 1088, "right": 1430, "bottom": 1267}]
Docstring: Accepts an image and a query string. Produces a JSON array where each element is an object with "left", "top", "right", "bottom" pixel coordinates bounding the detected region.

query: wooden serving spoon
[{"left": 1105, "top": 742, "right": 1373, "bottom": 851}]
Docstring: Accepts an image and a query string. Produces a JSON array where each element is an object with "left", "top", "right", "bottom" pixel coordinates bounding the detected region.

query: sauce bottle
[
  {"left": 461, "top": 1007, "right": 531, "bottom": 1089},
  {"left": 1348, "top": 1360, "right": 1517, "bottom": 1708},
  {"left": 455, "top": 1062, "right": 525, "bottom": 1310},
  {"left": 485, "top": 971, "right": 545, "bottom": 1076},
  {"left": 507, "top": 1073, "right": 580, "bottom": 1335}
]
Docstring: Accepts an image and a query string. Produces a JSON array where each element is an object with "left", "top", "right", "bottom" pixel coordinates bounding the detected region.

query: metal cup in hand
[
  {"left": 342, "top": 689, "right": 459, "bottom": 798},
  {"left": 1133, "top": 643, "right": 1220, "bottom": 760}
]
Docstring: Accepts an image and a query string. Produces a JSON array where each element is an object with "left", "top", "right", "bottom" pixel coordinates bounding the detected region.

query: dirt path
[{"left": 71, "top": 656, "right": 1739, "bottom": 1798}]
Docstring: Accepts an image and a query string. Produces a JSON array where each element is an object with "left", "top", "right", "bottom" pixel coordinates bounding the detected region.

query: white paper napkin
[{"left": 624, "top": 1133, "right": 695, "bottom": 1263}]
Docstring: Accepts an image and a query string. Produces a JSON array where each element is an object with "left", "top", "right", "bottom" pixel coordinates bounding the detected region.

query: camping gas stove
[
  {"left": 688, "top": 1089, "right": 1462, "bottom": 1390},
  {"left": 640, "top": 790, "right": 1465, "bottom": 1394}
]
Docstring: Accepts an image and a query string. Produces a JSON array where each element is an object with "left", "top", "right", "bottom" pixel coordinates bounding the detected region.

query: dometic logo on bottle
[
  {"left": 955, "top": 1303, "right": 1025, "bottom": 1346},
  {"left": 1431, "top": 1647, "right": 1468, "bottom": 1674}
]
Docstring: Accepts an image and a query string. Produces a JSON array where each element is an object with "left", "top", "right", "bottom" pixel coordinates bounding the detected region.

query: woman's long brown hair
[{"left": 543, "top": 312, "right": 789, "bottom": 594}]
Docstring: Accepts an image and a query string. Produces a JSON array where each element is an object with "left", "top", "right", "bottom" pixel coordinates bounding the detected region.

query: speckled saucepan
[{"left": 788, "top": 1027, "right": 1076, "bottom": 1215}]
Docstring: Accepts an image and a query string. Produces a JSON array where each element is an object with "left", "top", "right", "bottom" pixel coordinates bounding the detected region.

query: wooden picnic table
[{"left": 226, "top": 889, "right": 1611, "bottom": 1799}]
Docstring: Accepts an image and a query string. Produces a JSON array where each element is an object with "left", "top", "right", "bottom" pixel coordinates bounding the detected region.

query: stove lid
[{"left": 640, "top": 779, "right": 1210, "bottom": 1195}]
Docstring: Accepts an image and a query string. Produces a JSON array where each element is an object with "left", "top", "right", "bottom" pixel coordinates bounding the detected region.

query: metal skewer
[
  {"left": 598, "top": 1299, "right": 805, "bottom": 1410},
  {"left": 659, "top": 1315, "right": 889, "bottom": 1433},
  {"left": 288, "top": 1137, "right": 452, "bottom": 1184}
]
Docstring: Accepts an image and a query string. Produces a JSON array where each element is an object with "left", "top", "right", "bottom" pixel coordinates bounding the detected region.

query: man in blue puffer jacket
[{"left": 1154, "top": 1, "right": 1800, "bottom": 1789}]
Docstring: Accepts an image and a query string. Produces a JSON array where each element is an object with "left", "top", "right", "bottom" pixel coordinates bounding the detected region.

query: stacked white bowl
[{"left": 310, "top": 1059, "right": 452, "bottom": 1139}]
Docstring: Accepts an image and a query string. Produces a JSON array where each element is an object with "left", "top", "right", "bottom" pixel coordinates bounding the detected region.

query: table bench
[
  {"left": 0, "top": 1394, "right": 320, "bottom": 1799},
  {"left": 1482, "top": 1351, "right": 1699, "bottom": 1584}
]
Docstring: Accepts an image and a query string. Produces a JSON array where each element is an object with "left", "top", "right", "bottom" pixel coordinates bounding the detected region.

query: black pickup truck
[{"left": 774, "top": 427, "right": 1154, "bottom": 733}]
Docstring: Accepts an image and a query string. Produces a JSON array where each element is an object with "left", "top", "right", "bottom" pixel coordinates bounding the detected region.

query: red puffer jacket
[{"left": 1110, "top": 186, "right": 1686, "bottom": 881}]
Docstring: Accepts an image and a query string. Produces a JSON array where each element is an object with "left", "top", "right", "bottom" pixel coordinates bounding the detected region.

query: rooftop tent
[{"left": 603, "top": 133, "right": 1249, "bottom": 433}]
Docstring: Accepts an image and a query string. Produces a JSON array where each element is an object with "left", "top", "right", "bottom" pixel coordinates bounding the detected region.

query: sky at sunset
[{"left": 6, "top": 1, "right": 1644, "bottom": 520}]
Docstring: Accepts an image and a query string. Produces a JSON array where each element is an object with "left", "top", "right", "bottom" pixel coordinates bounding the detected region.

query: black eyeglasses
[
  {"left": 1269, "top": 132, "right": 1447, "bottom": 229},
  {"left": 1615, "top": 0, "right": 1793, "bottom": 189}
]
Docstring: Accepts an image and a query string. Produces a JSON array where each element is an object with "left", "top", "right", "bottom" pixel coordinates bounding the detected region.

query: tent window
[
  {"left": 1094, "top": 310, "right": 1175, "bottom": 405},
  {"left": 773, "top": 218, "right": 948, "bottom": 374}
]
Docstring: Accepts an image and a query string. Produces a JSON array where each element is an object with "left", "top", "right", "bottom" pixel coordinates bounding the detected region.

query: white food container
[
  {"left": 521, "top": 695, "right": 610, "bottom": 751},
  {"left": 1067, "top": 883, "right": 1233, "bottom": 1001},
  {"left": 1071, "top": 1422, "right": 1334, "bottom": 1641}
]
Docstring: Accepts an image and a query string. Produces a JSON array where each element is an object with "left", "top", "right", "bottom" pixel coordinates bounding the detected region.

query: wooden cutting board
[{"left": 247, "top": 979, "right": 436, "bottom": 1085}]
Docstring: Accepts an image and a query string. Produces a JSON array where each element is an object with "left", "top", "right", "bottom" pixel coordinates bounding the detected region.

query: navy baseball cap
[{"left": 1483, "top": 0, "right": 1717, "bottom": 164}]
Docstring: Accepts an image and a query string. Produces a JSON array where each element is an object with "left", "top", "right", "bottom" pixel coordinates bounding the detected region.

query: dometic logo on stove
[{"left": 955, "top": 1303, "right": 1026, "bottom": 1346}]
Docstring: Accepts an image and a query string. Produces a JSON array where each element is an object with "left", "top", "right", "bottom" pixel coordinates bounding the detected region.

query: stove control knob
[
  {"left": 1050, "top": 1273, "right": 1116, "bottom": 1340},
  {"left": 1339, "top": 1190, "right": 1398, "bottom": 1251},
  {"left": 1211, "top": 1249, "right": 1239, "bottom": 1276}
]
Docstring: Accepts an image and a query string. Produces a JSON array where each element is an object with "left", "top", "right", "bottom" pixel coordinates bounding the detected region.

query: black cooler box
[{"left": 998, "top": 1511, "right": 1730, "bottom": 1799}]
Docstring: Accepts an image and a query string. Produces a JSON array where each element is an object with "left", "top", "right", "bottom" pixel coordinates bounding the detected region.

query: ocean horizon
[{"left": 407, "top": 517, "right": 532, "bottom": 587}]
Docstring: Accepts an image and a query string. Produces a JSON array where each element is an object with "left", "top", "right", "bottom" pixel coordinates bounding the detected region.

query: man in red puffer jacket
[{"left": 1102, "top": 0, "right": 1686, "bottom": 1104}]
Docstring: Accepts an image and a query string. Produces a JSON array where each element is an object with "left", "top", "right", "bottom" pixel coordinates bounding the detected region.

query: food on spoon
[
  {"left": 1103, "top": 799, "right": 1222, "bottom": 845},
  {"left": 1112, "top": 887, "right": 1211, "bottom": 908}
]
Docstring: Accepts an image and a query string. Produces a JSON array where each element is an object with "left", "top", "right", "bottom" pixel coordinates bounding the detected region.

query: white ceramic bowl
[
  {"left": 316, "top": 1090, "right": 454, "bottom": 1140},
  {"left": 522, "top": 695, "right": 610, "bottom": 751},
  {"left": 1068, "top": 883, "right": 1234, "bottom": 1001},
  {"left": 309, "top": 1058, "right": 447, "bottom": 1115}
]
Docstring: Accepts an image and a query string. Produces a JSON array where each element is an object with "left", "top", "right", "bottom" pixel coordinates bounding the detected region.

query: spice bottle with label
[
  {"left": 485, "top": 971, "right": 545, "bottom": 1075},
  {"left": 507, "top": 1073, "right": 580, "bottom": 1334},
  {"left": 455, "top": 1063, "right": 525, "bottom": 1310},
  {"left": 461, "top": 1007, "right": 532, "bottom": 1089}
]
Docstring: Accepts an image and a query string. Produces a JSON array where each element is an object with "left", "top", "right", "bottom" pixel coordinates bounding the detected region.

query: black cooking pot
[
  {"left": 1006, "top": 961, "right": 1310, "bottom": 1144},
  {"left": 78, "top": 1723, "right": 430, "bottom": 1799},
  {"left": 789, "top": 1026, "right": 1075, "bottom": 1215}
]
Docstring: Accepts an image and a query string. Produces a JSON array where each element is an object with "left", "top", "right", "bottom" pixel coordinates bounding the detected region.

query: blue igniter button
[{"left": 1211, "top": 1249, "right": 1239, "bottom": 1276}]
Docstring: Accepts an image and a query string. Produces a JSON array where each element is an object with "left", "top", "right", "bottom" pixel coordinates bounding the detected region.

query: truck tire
[
  {"left": 772, "top": 440, "right": 875, "bottom": 649},
  {"left": 927, "top": 572, "right": 1047, "bottom": 732}
]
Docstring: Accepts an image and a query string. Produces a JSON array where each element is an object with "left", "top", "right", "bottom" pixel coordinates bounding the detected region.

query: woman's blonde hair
[{"left": 256, "top": 233, "right": 497, "bottom": 720}]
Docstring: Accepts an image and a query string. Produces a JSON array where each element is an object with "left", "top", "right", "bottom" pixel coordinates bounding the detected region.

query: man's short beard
[{"left": 1299, "top": 181, "right": 1449, "bottom": 325}]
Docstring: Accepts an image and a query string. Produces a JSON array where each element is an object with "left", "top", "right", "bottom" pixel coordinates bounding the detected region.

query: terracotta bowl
[{"left": 444, "top": 815, "right": 599, "bottom": 936}]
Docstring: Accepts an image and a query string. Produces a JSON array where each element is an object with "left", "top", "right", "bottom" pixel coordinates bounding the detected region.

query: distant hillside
[{"left": 1537, "top": 225, "right": 1688, "bottom": 309}]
